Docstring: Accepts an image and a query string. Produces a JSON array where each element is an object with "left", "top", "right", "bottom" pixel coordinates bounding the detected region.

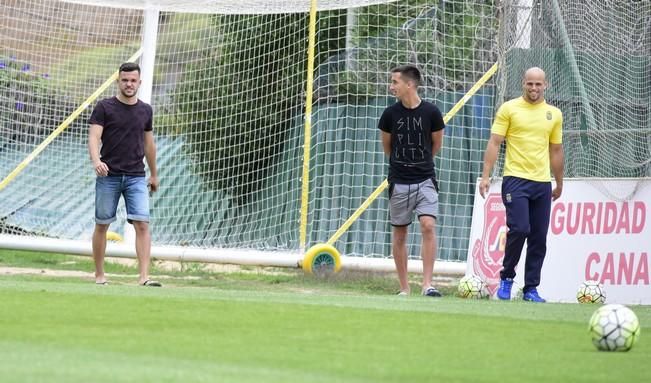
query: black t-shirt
[
  {"left": 378, "top": 100, "right": 445, "bottom": 184},
  {"left": 89, "top": 96, "right": 153, "bottom": 176}
]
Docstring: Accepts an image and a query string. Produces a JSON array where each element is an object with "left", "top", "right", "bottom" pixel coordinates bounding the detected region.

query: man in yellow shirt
[{"left": 479, "top": 67, "right": 564, "bottom": 303}]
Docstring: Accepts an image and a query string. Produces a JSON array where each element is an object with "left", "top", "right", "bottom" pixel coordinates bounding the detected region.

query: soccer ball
[
  {"left": 458, "top": 274, "right": 489, "bottom": 299},
  {"left": 589, "top": 304, "right": 641, "bottom": 351},
  {"left": 577, "top": 280, "right": 606, "bottom": 304}
]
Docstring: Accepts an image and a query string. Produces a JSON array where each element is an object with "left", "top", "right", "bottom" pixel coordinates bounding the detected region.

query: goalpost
[{"left": 1, "top": 1, "right": 649, "bottom": 273}]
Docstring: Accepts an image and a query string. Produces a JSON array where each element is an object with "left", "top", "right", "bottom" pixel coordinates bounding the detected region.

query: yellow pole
[
  {"left": 326, "top": 179, "right": 389, "bottom": 246},
  {"left": 442, "top": 63, "right": 498, "bottom": 123},
  {"left": 325, "top": 62, "right": 499, "bottom": 245},
  {"left": 0, "top": 48, "right": 144, "bottom": 191},
  {"left": 299, "top": 0, "right": 318, "bottom": 252}
]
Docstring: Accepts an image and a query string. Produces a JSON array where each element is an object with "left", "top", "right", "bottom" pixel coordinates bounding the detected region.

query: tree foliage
[
  {"left": 0, "top": 57, "right": 76, "bottom": 148},
  {"left": 170, "top": 12, "right": 346, "bottom": 204},
  {"left": 318, "top": 0, "right": 497, "bottom": 103}
]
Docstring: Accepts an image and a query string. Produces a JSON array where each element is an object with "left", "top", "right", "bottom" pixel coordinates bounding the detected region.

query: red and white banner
[{"left": 467, "top": 178, "right": 650, "bottom": 304}]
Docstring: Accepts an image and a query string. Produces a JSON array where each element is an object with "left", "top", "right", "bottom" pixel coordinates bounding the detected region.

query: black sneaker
[{"left": 422, "top": 286, "right": 442, "bottom": 297}]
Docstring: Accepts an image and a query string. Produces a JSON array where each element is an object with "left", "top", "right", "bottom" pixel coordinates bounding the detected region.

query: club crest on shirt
[{"left": 546, "top": 111, "right": 552, "bottom": 120}]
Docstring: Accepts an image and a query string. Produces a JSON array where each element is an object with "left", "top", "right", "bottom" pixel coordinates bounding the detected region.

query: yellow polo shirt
[{"left": 491, "top": 97, "right": 563, "bottom": 182}]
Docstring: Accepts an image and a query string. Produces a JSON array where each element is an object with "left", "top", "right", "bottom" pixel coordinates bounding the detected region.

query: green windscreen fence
[{"left": 306, "top": 88, "right": 495, "bottom": 261}]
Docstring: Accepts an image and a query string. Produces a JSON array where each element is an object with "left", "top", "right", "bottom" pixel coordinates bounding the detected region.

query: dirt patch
[
  {"left": 0, "top": 266, "right": 95, "bottom": 278},
  {"left": 0, "top": 257, "right": 294, "bottom": 281}
]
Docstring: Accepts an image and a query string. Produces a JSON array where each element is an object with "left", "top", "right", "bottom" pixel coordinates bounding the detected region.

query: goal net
[
  {"left": 0, "top": 0, "right": 648, "bottom": 266},
  {"left": 496, "top": 0, "right": 651, "bottom": 200}
]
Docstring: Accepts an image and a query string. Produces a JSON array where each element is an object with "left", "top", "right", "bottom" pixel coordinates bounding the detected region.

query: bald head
[
  {"left": 522, "top": 67, "right": 547, "bottom": 104},
  {"left": 524, "top": 67, "right": 546, "bottom": 81}
]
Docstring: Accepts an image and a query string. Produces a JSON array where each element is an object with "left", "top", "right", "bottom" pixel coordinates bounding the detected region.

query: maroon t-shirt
[{"left": 89, "top": 96, "right": 153, "bottom": 176}]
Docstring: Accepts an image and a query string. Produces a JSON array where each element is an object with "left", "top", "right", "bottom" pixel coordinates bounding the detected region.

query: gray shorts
[{"left": 388, "top": 178, "right": 439, "bottom": 226}]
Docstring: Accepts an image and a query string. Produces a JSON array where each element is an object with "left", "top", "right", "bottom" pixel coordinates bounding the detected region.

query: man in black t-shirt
[
  {"left": 88, "top": 62, "right": 160, "bottom": 287},
  {"left": 378, "top": 65, "right": 445, "bottom": 297}
]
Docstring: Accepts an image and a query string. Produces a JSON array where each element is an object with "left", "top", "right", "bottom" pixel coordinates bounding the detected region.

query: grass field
[{"left": 0, "top": 250, "right": 649, "bottom": 383}]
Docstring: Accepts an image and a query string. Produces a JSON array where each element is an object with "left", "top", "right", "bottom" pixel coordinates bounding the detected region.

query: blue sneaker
[
  {"left": 522, "top": 288, "right": 546, "bottom": 303},
  {"left": 496, "top": 278, "right": 513, "bottom": 300}
]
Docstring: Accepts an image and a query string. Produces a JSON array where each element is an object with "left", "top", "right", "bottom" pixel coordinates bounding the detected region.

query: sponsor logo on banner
[{"left": 471, "top": 193, "right": 507, "bottom": 294}]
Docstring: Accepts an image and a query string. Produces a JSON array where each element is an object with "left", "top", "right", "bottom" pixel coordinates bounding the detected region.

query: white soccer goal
[{"left": 1, "top": 0, "right": 649, "bottom": 273}]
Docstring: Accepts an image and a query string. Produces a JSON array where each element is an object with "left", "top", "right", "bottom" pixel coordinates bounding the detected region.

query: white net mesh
[
  {"left": 152, "top": 11, "right": 309, "bottom": 248},
  {"left": 60, "top": 0, "right": 398, "bottom": 14},
  {"left": 310, "top": 1, "right": 497, "bottom": 260},
  {"left": 1, "top": 0, "right": 649, "bottom": 263},
  {"left": 1, "top": 0, "right": 143, "bottom": 238},
  {"left": 496, "top": 0, "right": 651, "bottom": 200}
]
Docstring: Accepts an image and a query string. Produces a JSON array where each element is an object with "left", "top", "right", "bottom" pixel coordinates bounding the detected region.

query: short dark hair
[
  {"left": 119, "top": 62, "right": 140, "bottom": 74},
  {"left": 391, "top": 65, "right": 421, "bottom": 86}
]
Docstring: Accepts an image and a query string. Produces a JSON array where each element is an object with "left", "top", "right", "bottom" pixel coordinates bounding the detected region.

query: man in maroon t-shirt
[{"left": 88, "top": 62, "right": 160, "bottom": 287}]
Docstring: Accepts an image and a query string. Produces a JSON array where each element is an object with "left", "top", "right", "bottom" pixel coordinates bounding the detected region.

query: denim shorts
[
  {"left": 95, "top": 175, "right": 149, "bottom": 224},
  {"left": 388, "top": 178, "right": 438, "bottom": 226}
]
